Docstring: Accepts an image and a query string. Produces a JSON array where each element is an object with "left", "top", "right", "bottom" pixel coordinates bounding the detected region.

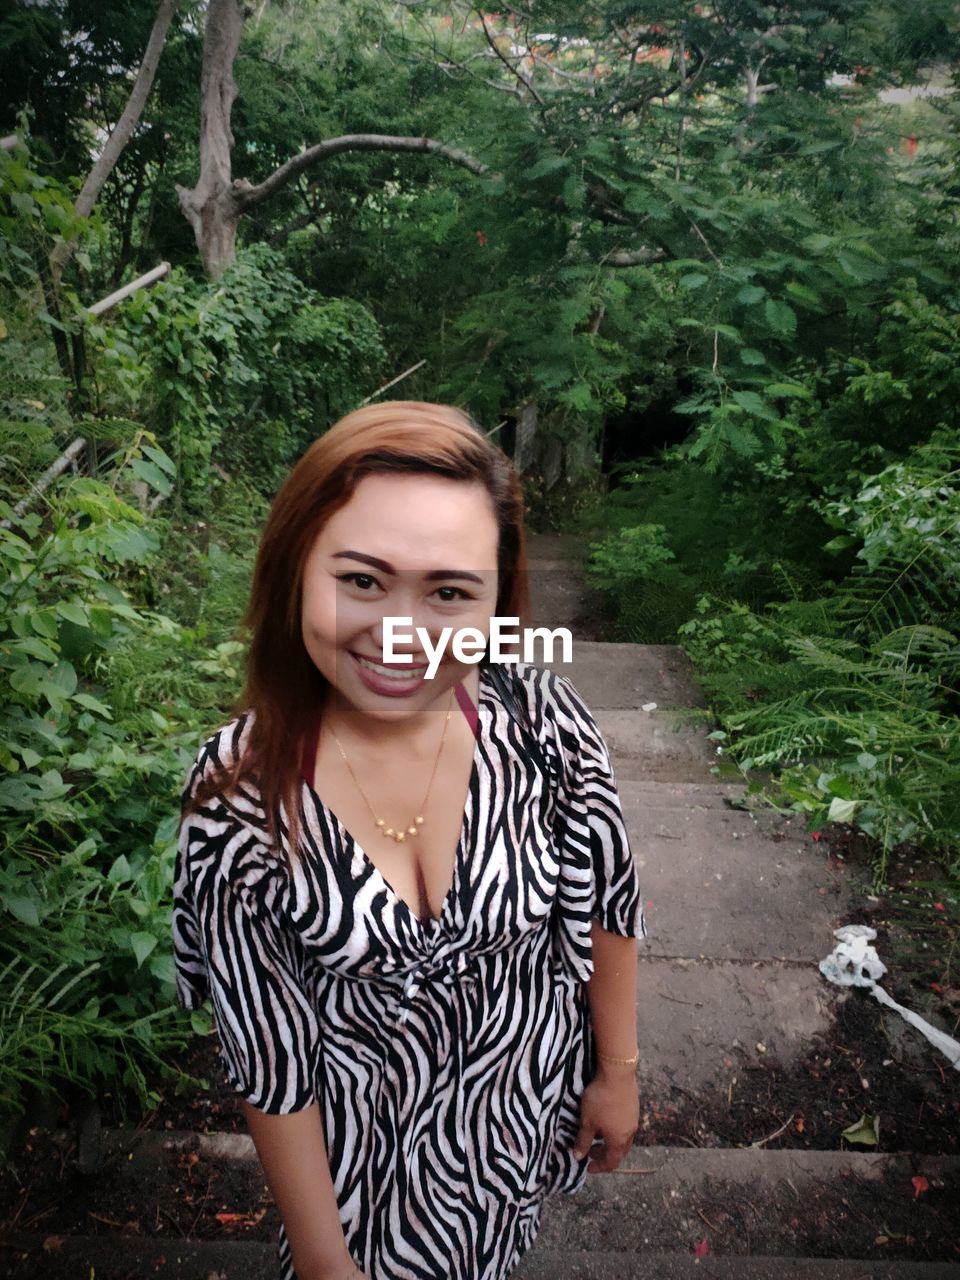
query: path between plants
[{"left": 2, "top": 531, "right": 958, "bottom": 1277}]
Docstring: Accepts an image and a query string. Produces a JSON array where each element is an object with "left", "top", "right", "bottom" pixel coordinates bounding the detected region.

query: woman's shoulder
[
  {"left": 490, "top": 659, "right": 592, "bottom": 727},
  {"left": 178, "top": 710, "right": 287, "bottom": 895},
  {"left": 182, "top": 709, "right": 256, "bottom": 802}
]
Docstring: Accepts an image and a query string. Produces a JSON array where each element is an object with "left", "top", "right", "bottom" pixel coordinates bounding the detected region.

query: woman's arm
[
  {"left": 571, "top": 919, "right": 641, "bottom": 1171},
  {"left": 241, "top": 1100, "right": 364, "bottom": 1280},
  {"left": 586, "top": 917, "right": 640, "bottom": 1063}
]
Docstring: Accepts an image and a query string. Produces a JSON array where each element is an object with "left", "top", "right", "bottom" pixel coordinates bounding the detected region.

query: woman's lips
[{"left": 349, "top": 650, "right": 430, "bottom": 697}]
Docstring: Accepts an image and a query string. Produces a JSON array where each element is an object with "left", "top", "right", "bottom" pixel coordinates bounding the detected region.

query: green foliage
[
  {"left": 109, "top": 245, "right": 387, "bottom": 506},
  {"left": 2, "top": 0, "right": 960, "bottom": 1124},
  {"left": 676, "top": 434, "right": 960, "bottom": 884},
  {"left": 0, "top": 420, "right": 266, "bottom": 1129}
]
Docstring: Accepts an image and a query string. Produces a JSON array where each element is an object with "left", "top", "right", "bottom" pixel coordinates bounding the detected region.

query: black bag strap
[{"left": 485, "top": 661, "right": 552, "bottom": 783}]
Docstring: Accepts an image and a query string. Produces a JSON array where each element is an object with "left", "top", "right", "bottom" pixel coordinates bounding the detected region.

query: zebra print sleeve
[
  {"left": 541, "top": 670, "right": 647, "bottom": 979},
  {"left": 172, "top": 739, "right": 321, "bottom": 1115}
]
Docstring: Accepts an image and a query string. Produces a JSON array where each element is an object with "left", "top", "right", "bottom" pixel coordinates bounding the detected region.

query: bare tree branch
[
  {"left": 475, "top": 7, "right": 545, "bottom": 105},
  {"left": 51, "top": 0, "right": 179, "bottom": 276},
  {"left": 602, "top": 247, "right": 669, "bottom": 267},
  {"left": 231, "top": 134, "right": 492, "bottom": 213}
]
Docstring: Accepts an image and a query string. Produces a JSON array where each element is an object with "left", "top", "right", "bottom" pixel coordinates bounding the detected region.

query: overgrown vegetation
[{"left": 1, "top": 0, "right": 958, "bottom": 1134}]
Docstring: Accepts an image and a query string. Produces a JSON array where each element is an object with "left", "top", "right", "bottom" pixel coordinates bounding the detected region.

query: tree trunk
[
  {"left": 175, "top": 0, "right": 245, "bottom": 279},
  {"left": 514, "top": 401, "right": 538, "bottom": 474}
]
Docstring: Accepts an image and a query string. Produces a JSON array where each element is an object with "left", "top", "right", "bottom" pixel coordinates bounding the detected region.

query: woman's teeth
[{"left": 353, "top": 653, "right": 427, "bottom": 680}]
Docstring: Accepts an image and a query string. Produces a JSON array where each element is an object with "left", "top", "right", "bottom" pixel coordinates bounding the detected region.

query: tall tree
[{"left": 176, "top": 0, "right": 492, "bottom": 276}]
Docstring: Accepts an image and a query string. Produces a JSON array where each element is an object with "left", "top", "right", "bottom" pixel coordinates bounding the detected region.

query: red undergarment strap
[
  {"left": 455, "top": 681, "right": 479, "bottom": 737},
  {"left": 301, "top": 720, "right": 320, "bottom": 789}
]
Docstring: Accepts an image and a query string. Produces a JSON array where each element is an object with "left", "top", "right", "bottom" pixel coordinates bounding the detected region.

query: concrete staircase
[
  {"left": 5, "top": 533, "right": 957, "bottom": 1278},
  {"left": 516, "top": 534, "right": 960, "bottom": 1277}
]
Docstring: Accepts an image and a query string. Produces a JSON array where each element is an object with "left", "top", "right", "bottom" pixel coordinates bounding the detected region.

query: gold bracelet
[{"left": 597, "top": 1048, "right": 639, "bottom": 1066}]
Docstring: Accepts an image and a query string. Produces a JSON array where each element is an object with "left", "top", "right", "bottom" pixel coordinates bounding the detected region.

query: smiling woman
[{"left": 172, "top": 401, "right": 646, "bottom": 1280}]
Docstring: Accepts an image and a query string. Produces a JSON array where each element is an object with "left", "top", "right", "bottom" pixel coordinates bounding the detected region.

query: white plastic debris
[
  {"left": 819, "top": 925, "right": 960, "bottom": 1072},
  {"left": 641, "top": 702, "right": 658, "bottom": 712}
]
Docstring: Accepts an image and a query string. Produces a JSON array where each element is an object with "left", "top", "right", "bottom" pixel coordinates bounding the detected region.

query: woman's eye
[
  {"left": 435, "top": 586, "right": 472, "bottom": 602},
  {"left": 338, "top": 572, "right": 380, "bottom": 591}
]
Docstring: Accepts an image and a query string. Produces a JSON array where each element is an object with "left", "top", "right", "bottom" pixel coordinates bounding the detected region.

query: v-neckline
[{"left": 300, "top": 666, "right": 490, "bottom": 934}]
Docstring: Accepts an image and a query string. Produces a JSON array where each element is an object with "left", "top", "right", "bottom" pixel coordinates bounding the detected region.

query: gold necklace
[{"left": 329, "top": 690, "right": 454, "bottom": 843}]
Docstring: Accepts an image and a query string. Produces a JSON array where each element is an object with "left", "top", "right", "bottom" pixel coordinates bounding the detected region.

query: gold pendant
[{"left": 379, "top": 816, "right": 425, "bottom": 843}]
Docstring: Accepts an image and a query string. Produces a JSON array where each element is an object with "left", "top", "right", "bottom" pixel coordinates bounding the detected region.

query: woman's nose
[{"left": 371, "top": 596, "right": 442, "bottom": 657}]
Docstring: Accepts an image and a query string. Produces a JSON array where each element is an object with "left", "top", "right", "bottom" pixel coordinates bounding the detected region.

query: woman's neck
[{"left": 319, "top": 666, "right": 479, "bottom": 752}]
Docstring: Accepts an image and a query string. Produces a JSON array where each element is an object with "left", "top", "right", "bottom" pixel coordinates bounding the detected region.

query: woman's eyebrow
[{"left": 331, "top": 550, "right": 485, "bottom": 584}]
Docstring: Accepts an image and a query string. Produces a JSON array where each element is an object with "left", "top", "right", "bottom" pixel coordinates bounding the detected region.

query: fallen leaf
[
  {"left": 215, "top": 1209, "right": 267, "bottom": 1229},
  {"left": 912, "top": 1175, "right": 929, "bottom": 1198},
  {"left": 841, "top": 1113, "right": 879, "bottom": 1146},
  {"left": 42, "top": 1236, "right": 65, "bottom": 1252},
  {"left": 693, "top": 1238, "right": 711, "bottom": 1257}
]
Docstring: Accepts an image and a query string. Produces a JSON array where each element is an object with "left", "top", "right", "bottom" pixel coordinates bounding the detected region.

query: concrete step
[
  {"left": 518, "top": 1254, "right": 960, "bottom": 1278},
  {"left": 525, "top": 532, "right": 592, "bottom": 563},
  {"left": 539, "top": 642, "right": 707, "bottom": 711},
  {"left": 596, "top": 708, "right": 719, "bottom": 782},
  {"left": 7, "top": 1237, "right": 958, "bottom": 1279},
  {"left": 12, "top": 1136, "right": 955, "bottom": 1277},
  {"left": 620, "top": 785, "right": 851, "bottom": 961},
  {"left": 597, "top": 779, "right": 748, "bottom": 809},
  {"left": 530, "top": 1145, "right": 960, "bottom": 1266},
  {"left": 3, "top": 1234, "right": 279, "bottom": 1279},
  {"left": 633, "top": 955, "right": 845, "bottom": 1093}
]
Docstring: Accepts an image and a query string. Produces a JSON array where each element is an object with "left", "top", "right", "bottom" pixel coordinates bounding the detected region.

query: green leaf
[
  {"left": 823, "top": 535, "right": 858, "bottom": 554},
  {"left": 141, "top": 445, "right": 176, "bottom": 477},
  {"left": 739, "top": 348, "right": 767, "bottom": 366},
  {"left": 732, "top": 390, "right": 778, "bottom": 421},
  {"left": 841, "top": 1113, "right": 879, "bottom": 1146},
  {"left": 56, "top": 600, "right": 90, "bottom": 628},
  {"left": 71, "top": 692, "right": 112, "bottom": 718},
  {"left": 130, "top": 458, "right": 173, "bottom": 497},
  {"left": 131, "top": 933, "right": 158, "bottom": 967},
  {"left": 764, "top": 299, "right": 797, "bottom": 337},
  {"left": 737, "top": 285, "right": 766, "bottom": 305},
  {"left": 784, "top": 282, "right": 822, "bottom": 308},
  {"left": 827, "top": 797, "right": 859, "bottom": 823},
  {"left": 680, "top": 273, "right": 709, "bottom": 289},
  {"left": 30, "top": 611, "right": 58, "bottom": 640},
  {"left": 108, "top": 854, "right": 134, "bottom": 885},
  {"left": 1, "top": 892, "right": 41, "bottom": 926},
  {"left": 766, "top": 382, "right": 811, "bottom": 398},
  {"left": 526, "top": 154, "right": 569, "bottom": 180},
  {"left": 190, "top": 1009, "right": 214, "bottom": 1035},
  {"left": 149, "top": 952, "right": 176, "bottom": 984}
]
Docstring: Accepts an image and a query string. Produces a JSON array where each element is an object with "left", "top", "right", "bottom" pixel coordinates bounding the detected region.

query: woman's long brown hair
[{"left": 180, "top": 401, "right": 531, "bottom": 869}]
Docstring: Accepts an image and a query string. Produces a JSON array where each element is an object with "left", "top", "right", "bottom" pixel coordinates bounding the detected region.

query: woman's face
[{"left": 300, "top": 472, "right": 501, "bottom": 719}]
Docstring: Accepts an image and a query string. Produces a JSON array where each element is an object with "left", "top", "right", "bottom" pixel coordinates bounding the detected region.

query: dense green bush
[{"left": 676, "top": 430, "right": 960, "bottom": 884}]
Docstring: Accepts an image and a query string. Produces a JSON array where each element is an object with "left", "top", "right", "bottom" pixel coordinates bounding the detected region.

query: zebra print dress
[{"left": 172, "top": 661, "right": 647, "bottom": 1280}]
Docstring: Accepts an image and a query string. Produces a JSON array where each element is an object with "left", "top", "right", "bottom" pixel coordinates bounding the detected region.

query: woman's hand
[{"left": 570, "top": 1067, "right": 639, "bottom": 1173}]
